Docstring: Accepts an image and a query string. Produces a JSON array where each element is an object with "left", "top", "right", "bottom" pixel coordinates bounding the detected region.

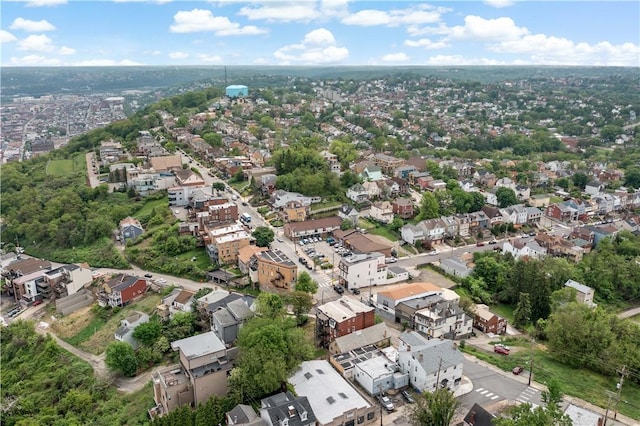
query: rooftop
[
  {"left": 318, "top": 297, "right": 374, "bottom": 321},
  {"left": 171, "top": 331, "right": 225, "bottom": 359},
  {"left": 377, "top": 282, "right": 442, "bottom": 302}
]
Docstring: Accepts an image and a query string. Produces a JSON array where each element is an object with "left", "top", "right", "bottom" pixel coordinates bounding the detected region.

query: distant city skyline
[{"left": 1, "top": 0, "right": 638, "bottom": 67}]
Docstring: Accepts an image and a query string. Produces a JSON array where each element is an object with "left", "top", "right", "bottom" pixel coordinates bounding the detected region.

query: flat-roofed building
[{"left": 290, "top": 360, "right": 378, "bottom": 426}]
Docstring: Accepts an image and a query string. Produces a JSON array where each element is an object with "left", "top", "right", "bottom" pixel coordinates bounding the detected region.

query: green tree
[
  {"left": 164, "top": 311, "right": 195, "bottom": 342},
  {"left": 256, "top": 292, "right": 285, "bottom": 319},
  {"left": 496, "top": 187, "right": 518, "bottom": 208},
  {"left": 105, "top": 341, "right": 137, "bottom": 377},
  {"left": 389, "top": 217, "right": 404, "bottom": 231},
  {"left": 287, "top": 291, "right": 313, "bottom": 325},
  {"left": 494, "top": 379, "right": 572, "bottom": 425},
  {"left": 513, "top": 292, "right": 532, "bottom": 328},
  {"left": 252, "top": 226, "right": 274, "bottom": 247},
  {"left": 341, "top": 218, "right": 354, "bottom": 230},
  {"left": 407, "top": 388, "right": 458, "bottom": 426},
  {"left": 132, "top": 320, "right": 162, "bottom": 346},
  {"left": 418, "top": 192, "right": 439, "bottom": 220},
  {"left": 295, "top": 271, "right": 318, "bottom": 294},
  {"left": 234, "top": 316, "right": 314, "bottom": 399},
  {"left": 571, "top": 172, "right": 589, "bottom": 190}
]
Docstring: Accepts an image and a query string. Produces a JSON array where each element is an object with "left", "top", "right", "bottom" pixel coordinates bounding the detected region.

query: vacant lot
[
  {"left": 46, "top": 155, "right": 86, "bottom": 176},
  {"left": 51, "top": 293, "right": 162, "bottom": 355}
]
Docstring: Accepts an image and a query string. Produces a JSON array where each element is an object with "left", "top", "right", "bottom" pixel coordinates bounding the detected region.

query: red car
[
  {"left": 512, "top": 366, "right": 524, "bottom": 375},
  {"left": 494, "top": 344, "right": 510, "bottom": 355},
  {"left": 32, "top": 300, "right": 42, "bottom": 306}
]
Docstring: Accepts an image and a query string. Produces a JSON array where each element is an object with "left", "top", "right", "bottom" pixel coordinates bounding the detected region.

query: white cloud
[
  {"left": 425, "top": 54, "right": 507, "bottom": 65},
  {"left": 341, "top": 4, "right": 449, "bottom": 27},
  {"left": 169, "top": 51, "right": 189, "bottom": 59},
  {"left": 381, "top": 52, "right": 410, "bottom": 62},
  {"left": 252, "top": 57, "right": 271, "bottom": 65},
  {"left": 197, "top": 53, "right": 223, "bottom": 63},
  {"left": 10, "top": 54, "right": 61, "bottom": 65},
  {"left": 484, "top": 0, "right": 515, "bottom": 8},
  {"left": 448, "top": 15, "right": 529, "bottom": 41},
  {"left": 403, "top": 38, "right": 448, "bottom": 49},
  {"left": 490, "top": 35, "right": 640, "bottom": 66},
  {"left": 170, "top": 9, "right": 268, "bottom": 36},
  {"left": 58, "top": 46, "right": 75, "bottom": 55},
  {"left": 239, "top": 2, "right": 319, "bottom": 22},
  {"left": 1, "top": 30, "right": 18, "bottom": 43},
  {"left": 10, "top": 18, "right": 56, "bottom": 32},
  {"left": 24, "top": 0, "right": 66, "bottom": 6},
  {"left": 18, "top": 34, "right": 55, "bottom": 52},
  {"left": 274, "top": 28, "right": 348, "bottom": 64}
]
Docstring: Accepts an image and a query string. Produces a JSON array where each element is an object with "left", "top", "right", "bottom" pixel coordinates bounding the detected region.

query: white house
[
  {"left": 502, "top": 239, "right": 547, "bottom": 259},
  {"left": 397, "top": 331, "right": 464, "bottom": 393},
  {"left": 564, "top": 279, "right": 596, "bottom": 307},
  {"left": 414, "top": 301, "right": 472, "bottom": 340},
  {"left": 114, "top": 311, "right": 149, "bottom": 349},
  {"left": 346, "top": 183, "right": 369, "bottom": 203},
  {"left": 338, "top": 252, "right": 388, "bottom": 290},
  {"left": 401, "top": 224, "right": 425, "bottom": 245},
  {"left": 369, "top": 201, "right": 394, "bottom": 224},
  {"left": 363, "top": 181, "right": 381, "bottom": 200}
]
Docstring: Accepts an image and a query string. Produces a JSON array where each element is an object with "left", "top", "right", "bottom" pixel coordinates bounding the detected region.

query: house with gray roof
[
  {"left": 260, "top": 392, "right": 316, "bottom": 426},
  {"left": 439, "top": 257, "right": 473, "bottom": 278},
  {"left": 114, "top": 311, "right": 149, "bottom": 349},
  {"left": 397, "top": 331, "right": 464, "bottom": 393},
  {"left": 211, "top": 297, "right": 255, "bottom": 345},
  {"left": 564, "top": 279, "right": 596, "bottom": 307},
  {"left": 226, "top": 404, "right": 268, "bottom": 426}
]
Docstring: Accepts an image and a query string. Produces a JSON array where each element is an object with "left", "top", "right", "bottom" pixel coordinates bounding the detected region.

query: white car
[
  {"left": 155, "top": 278, "right": 167, "bottom": 284},
  {"left": 380, "top": 395, "right": 395, "bottom": 412}
]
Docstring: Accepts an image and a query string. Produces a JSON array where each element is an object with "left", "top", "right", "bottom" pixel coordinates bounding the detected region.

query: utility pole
[
  {"left": 528, "top": 338, "right": 535, "bottom": 386},
  {"left": 614, "top": 365, "right": 628, "bottom": 420},
  {"left": 603, "top": 390, "right": 617, "bottom": 426},
  {"left": 436, "top": 357, "right": 443, "bottom": 387}
]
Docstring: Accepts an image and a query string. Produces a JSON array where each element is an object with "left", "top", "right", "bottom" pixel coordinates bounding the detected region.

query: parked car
[
  {"left": 242, "top": 201, "right": 248, "bottom": 206},
  {"left": 333, "top": 285, "right": 345, "bottom": 294},
  {"left": 512, "top": 366, "right": 524, "bottom": 375},
  {"left": 351, "top": 288, "right": 360, "bottom": 295},
  {"left": 32, "top": 299, "right": 43, "bottom": 306},
  {"left": 494, "top": 344, "right": 510, "bottom": 355},
  {"left": 489, "top": 240, "right": 497, "bottom": 245},
  {"left": 144, "top": 273, "right": 153, "bottom": 278},
  {"left": 379, "top": 394, "right": 395, "bottom": 412},
  {"left": 277, "top": 237, "right": 284, "bottom": 243},
  {"left": 401, "top": 390, "right": 415, "bottom": 404},
  {"left": 298, "top": 257, "right": 307, "bottom": 264},
  {"left": 476, "top": 241, "right": 485, "bottom": 247}
]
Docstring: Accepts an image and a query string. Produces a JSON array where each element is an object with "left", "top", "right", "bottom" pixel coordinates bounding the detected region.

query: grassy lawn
[
  {"left": 46, "top": 155, "right": 87, "bottom": 176},
  {"left": 462, "top": 345, "right": 640, "bottom": 420},
  {"left": 175, "top": 249, "right": 212, "bottom": 273},
  {"left": 46, "top": 159, "right": 74, "bottom": 175},
  {"left": 491, "top": 303, "right": 516, "bottom": 325},
  {"left": 310, "top": 200, "right": 342, "bottom": 211},
  {"left": 628, "top": 313, "right": 640, "bottom": 323},
  {"left": 358, "top": 218, "right": 399, "bottom": 242},
  {"left": 134, "top": 197, "right": 169, "bottom": 219}
]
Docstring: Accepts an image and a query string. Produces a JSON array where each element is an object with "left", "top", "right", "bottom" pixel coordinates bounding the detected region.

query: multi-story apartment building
[
  {"left": 151, "top": 331, "right": 238, "bottom": 417},
  {"left": 337, "top": 252, "right": 387, "bottom": 292},
  {"left": 205, "top": 224, "right": 252, "bottom": 264},
  {"left": 414, "top": 301, "right": 472, "bottom": 340},
  {"left": 316, "top": 297, "right": 375, "bottom": 348},
  {"left": 256, "top": 248, "right": 298, "bottom": 291}
]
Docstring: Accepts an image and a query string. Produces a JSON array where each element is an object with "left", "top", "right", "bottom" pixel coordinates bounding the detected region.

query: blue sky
[{"left": 1, "top": 0, "right": 638, "bottom": 67}]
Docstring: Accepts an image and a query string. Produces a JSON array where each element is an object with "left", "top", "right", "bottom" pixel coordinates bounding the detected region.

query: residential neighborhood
[{"left": 1, "top": 68, "right": 640, "bottom": 426}]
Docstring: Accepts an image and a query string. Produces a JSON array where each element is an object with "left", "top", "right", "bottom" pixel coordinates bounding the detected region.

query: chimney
[{"left": 383, "top": 329, "right": 387, "bottom": 338}]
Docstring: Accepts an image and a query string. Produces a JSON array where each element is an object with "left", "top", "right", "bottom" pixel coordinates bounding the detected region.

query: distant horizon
[
  {"left": 1, "top": 1, "right": 638, "bottom": 67},
  {"left": 2, "top": 64, "right": 638, "bottom": 69}
]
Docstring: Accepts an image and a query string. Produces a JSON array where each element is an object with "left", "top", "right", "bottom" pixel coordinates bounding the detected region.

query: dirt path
[
  {"left": 35, "top": 324, "right": 154, "bottom": 393},
  {"left": 618, "top": 306, "right": 640, "bottom": 319}
]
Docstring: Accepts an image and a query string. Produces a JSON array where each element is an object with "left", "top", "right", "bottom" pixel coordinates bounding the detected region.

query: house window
[
  {"left": 367, "top": 412, "right": 375, "bottom": 420},
  {"left": 357, "top": 416, "right": 364, "bottom": 424}
]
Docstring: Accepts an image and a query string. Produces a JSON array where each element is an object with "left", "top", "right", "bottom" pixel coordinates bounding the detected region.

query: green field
[{"left": 46, "top": 155, "right": 86, "bottom": 176}]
